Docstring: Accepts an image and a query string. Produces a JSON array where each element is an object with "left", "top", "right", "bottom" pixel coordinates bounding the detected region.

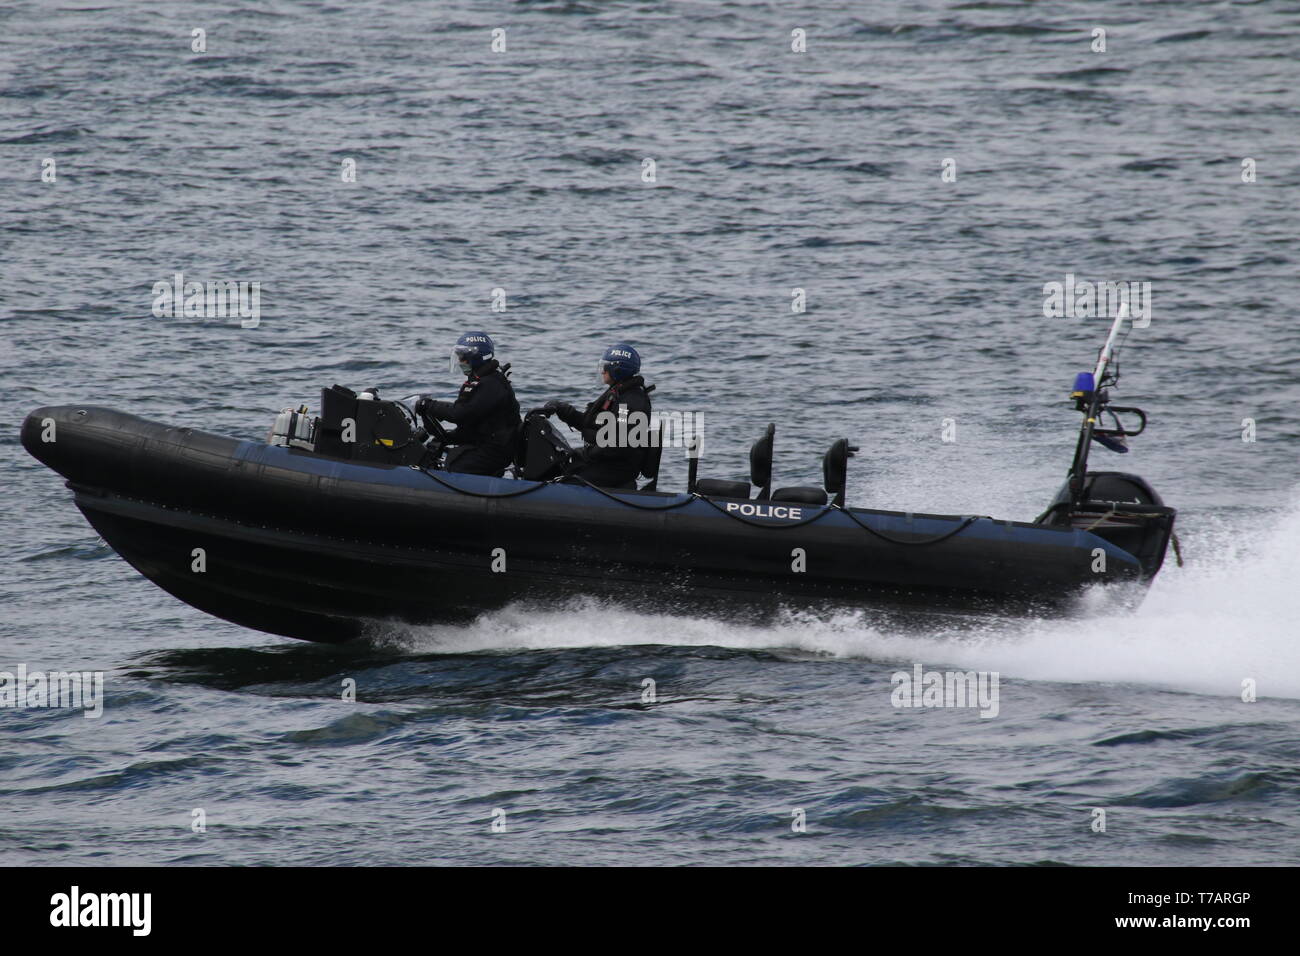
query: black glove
[
  {"left": 568, "top": 446, "right": 590, "bottom": 466},
  {"left": 527, "top": 400, "right": 566, "bottom": 419},
  {"left": 415, "top": 396, "right": 454, "bottom": 437},
  {"left": 419, "top": 397, "right": 454, "bottom": 419}
]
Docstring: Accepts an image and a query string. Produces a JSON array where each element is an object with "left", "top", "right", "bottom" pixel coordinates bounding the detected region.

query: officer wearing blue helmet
[
  {"left": 534, "top": 343, "right": 652, "bottom": 488},
  {"left": 415, "top": 331, "right": 520, "bottom": 476}
]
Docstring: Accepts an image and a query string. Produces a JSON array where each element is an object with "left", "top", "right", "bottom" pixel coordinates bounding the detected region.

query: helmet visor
[{"left": 451, "top": 346, "right": 477, "bottom": 376}]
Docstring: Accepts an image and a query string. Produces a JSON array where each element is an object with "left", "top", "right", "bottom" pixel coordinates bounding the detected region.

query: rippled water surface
[{"left": 2, "top": 0, "right": 1298, "bottom": 866}]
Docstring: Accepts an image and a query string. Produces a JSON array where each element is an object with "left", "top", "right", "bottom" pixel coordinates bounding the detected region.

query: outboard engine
[{"left": 1037, "top": 472, "right": 1176, "bottom": 578}]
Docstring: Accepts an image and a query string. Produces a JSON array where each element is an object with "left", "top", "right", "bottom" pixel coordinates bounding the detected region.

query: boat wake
[{"left": 384, "top": 496, "right": 1300, "bottom": 701}]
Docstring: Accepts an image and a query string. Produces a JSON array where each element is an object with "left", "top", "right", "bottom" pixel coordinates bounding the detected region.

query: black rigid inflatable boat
[{"left": 20, "top": 314, "right": 1176, "bottom": 644}]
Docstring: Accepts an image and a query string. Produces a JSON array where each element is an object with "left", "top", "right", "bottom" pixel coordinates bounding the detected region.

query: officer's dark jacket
[
  {"left": 425, "top": 360, "right": 520, "bottom": 452},
  {"left": 556, "top": 375, "right": 653, "bottom": 473}
]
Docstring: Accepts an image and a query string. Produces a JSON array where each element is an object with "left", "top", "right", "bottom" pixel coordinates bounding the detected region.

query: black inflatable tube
[{"left": 21, "top": 405, "right": 1148, "bottom": 642}]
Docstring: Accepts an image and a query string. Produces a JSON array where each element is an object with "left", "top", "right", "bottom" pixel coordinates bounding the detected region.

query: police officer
[
  {"left": 535, "top": 343, "right": 652, "bottom": 488},
  {"left": 416, "top": 331, "right": 520, "bottom": 476}
]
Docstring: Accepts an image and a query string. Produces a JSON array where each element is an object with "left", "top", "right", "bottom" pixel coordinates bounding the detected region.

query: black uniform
[
  {"left": 421, "top": 360, "right": 520, "bottom": 476},
  {"left": 555, "top": 374, "right": 653, "bottom": 488}
]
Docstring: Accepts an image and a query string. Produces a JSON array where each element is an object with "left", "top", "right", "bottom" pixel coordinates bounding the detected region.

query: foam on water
[
  {"left": 391, "top": 497, "right": 1300, "bottom": 700},
  {"left": 926, "top": 501, "right": 1300, "bottom": 699}
]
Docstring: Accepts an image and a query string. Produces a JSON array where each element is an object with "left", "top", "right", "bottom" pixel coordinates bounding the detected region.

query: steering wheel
[
  {"left": 397, "top": 395, "right": 451, "bottom": 448},
  {"left": 422, "top": 414, "right": 451, "bottom": 445}
]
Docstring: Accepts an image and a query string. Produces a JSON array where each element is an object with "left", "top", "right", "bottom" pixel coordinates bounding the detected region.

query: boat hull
[{"left": 22, "top": 405, "right": 1152, "bottom": 643}]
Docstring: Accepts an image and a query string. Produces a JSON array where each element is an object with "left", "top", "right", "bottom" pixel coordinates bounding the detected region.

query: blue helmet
[
  {"left": 451, "top": 331, "right": 495, "bottom": 375},
  {"left": 599, "top": 343, "right": 641, "bottom": 382}
]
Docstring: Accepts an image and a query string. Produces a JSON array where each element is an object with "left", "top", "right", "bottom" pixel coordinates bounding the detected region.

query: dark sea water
[{"left": 2, "top": 0, "right": 1298, "bottom": 866}]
